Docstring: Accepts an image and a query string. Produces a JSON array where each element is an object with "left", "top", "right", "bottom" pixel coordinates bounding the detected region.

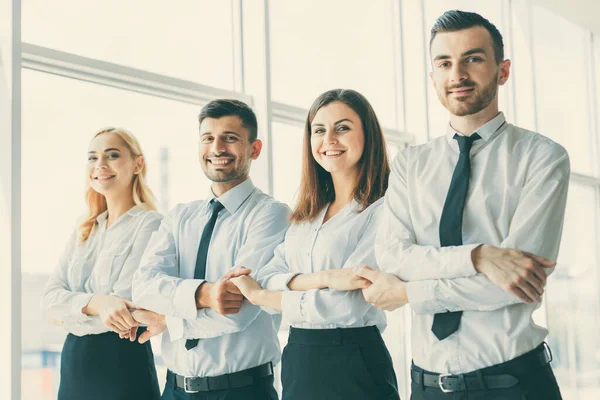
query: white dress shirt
[
  {"left": 132, "top": 178, "right": 290, "bottom": 377},
  {"left": 42, "top": 206, "right": 163, "bottom": 337},
  {"left": 257, "top": 198, "right": 387, "bottom": 331},
  {"left": 375, "top": 112, "right": 570, "bottom": 374}
]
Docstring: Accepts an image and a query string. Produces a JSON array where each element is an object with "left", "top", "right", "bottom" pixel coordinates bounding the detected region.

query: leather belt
[
  {"left": 411, "top": 342, "right": 552, "bottom": 393},
  {"left": 167, "top": 362, "right": 273, "bottom": 393}
]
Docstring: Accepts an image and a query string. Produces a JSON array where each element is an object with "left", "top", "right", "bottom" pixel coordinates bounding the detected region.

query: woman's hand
[
  {"left": 324, "top": 267, "right": 372, "bottom": 291},
  {"left": 119, "top": 309, "right": 166, "bottom": 343},
  {"left": 83, "top": 294, "right": 139, "bottom": 335},
  {"left": 230, "top": 275, "right": 263, "bottom": 305}
]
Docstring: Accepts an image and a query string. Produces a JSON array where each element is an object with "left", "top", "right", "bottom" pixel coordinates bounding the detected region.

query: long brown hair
[
  {"left": 290, "top": 89, "right": 390, "bottom": 223},
  {"left": 78, "top": 128, "right": 157, "bottom": 242}
]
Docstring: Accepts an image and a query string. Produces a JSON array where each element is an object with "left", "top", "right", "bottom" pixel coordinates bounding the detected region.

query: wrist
[
  {"left": 471, "top": 244, "right": 486, "bottom": 273},
  {"left": 195, "top": 281, "right": 212, "bottom": 309},
  {"left": 394, "top": 279, "right": 408, "bottom": 304},
  {"left": 319, "top": 270, "right": 332, "bottom": 289},
  {"left": 82, "top": 294, "right": 100, "bottom": 316}
]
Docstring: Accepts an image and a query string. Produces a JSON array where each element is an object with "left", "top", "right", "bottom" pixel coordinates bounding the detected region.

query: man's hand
[
  {"left": 354, "top": 267, "right": 408, "bottom": 311},
  {"left": 194, "top": 267, "right": 252, "bottom": 314},
  {"left": 472, "top": 245, "right": 555, "bottom": 303},
  {"left": 324, "top": 267, "right": 371, "bottom": 291},
  {"left": 121, "top": 309, "right": 166, "bottom": 344}
]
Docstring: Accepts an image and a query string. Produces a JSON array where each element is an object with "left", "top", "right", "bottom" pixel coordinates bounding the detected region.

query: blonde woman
[{"left": 42, "top": 128, "right": 161, "bottom": 400}]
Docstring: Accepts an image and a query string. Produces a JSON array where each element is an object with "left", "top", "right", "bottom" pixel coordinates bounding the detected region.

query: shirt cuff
[
  {"left": 173, "top": 279, "right": 204, "bottom": 320},
  {"left": 166, "top": 315, "right": 184, "bottom": 341},
  {"left": 70, "top": 293, "right": 96, "bottom": 319},
  {"left": 264, "top": 273, "right": 299, "bottom": 291},
  {"left": 282, "top": 290, "right": 305, "bottom": 324},
  {"left": 406, "top": 281, "right": 446, "bottom": 315},
  {"left": 440, "top": 243, "right": 481, "bottom": 278}
]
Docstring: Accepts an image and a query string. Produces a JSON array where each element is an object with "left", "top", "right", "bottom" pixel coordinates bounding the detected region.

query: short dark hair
[
  {"left": 430, "top": 10, "right": 504, "bottom": 63},
  {"left": 198, "top": 99, "right": 258, "bottom": 142}
]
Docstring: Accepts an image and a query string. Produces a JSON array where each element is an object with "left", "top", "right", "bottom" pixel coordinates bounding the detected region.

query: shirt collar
[
  {"left": 210, "top": 178, "right": 256, "bottom": 215},
  {"left": 445, "top": 112, "right": 506, "bottom": 145},
  {"left": 95, "top": 204, "right": 143, "bottom": 224}
]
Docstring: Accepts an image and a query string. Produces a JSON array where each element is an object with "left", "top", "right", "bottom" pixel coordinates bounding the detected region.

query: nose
[
  {"left": 323, "top": 129, "right": 338, "bottom": 145},
  {"left": 210, "top": 136, "right": 227, "bottom": 155},
  {"left": 95, "top": 156, "right": 108, "bottom": 170},
  {"left": 449, "top": 63, "right": 468, "bottom": 84}
]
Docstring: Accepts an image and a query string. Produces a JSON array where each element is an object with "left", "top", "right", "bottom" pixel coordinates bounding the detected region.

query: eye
[
  {"left": 201, "top": 136, "right": 213, "bottom": 143},
  {"left": 107, "top": 152, "right": 120, "bottom": 159},
  {"left": 313, "top": 128, "right": 325, "bottom": 135},
  {"left": 225, "top": 135, "right": 238, "bottom": 142},
  {"left": 88, "top": 156, "right": 97, "bottom": 162},
  {"left": 336, "top": 125, "right": 350, "bottom": 132},
  {"left": 466, "top": 57, "right": 482, "bottom": 63},
  {"left": 438, "top": 61, "right": 450, "bottom": 68}
]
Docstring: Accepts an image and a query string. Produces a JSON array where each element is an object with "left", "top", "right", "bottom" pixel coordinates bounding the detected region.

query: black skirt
[
  {"left": 58, "top": 327, "right": 160, "bottom": 400},
  {"left": 281, "top": 326, "right": 400, "bottom": 400}
]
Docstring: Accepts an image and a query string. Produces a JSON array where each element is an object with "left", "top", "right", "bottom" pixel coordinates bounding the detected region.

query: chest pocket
[{"left": 67, "top": 244, "right": 95, "bottom": 290}]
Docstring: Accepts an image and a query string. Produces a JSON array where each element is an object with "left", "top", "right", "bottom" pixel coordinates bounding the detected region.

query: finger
[
  {"left": 225, "top": 283, "right": 243, "bottom": 295},
  {"left": 528, "top": 263, "right": 547, "bottom": 286},
  {"left": 120, "top": 309, "right": 139, "bottom": 328},
  {"left": 524, "top": 272, "right": 545, "bottom": 296},
  {"left": 225, "top": 267, "right": 252, "bottom": 278},
  {"left": 511, "top": 285, "right": 536, "bottom": 304},
  {"left": 353, "top": 266, "right": 378, "bottom": 282},
  {"left": 138, "top": 330, "right": 152, "bottom": 344},
  {"left": 111, "top": 318, "right": 129, "bottom": 333},
  {"left": 221, "top": 292, "right": 244, "bottom": 301},
  {"left": 523, "top": 252, "right": 556, "bottom": 267},
  {"left": 109, "top": 322, "right": 128, "bottom": 335},
  {"left": 129, "top": 326, "right": 139, "bottom": 342}
]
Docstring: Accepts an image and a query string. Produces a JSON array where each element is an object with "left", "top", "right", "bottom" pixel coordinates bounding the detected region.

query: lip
[
  {"left": 93, "top": 174, "right": 116, "bottom": 180},
  {"left": 321, "top": 150, "right": 346, "bottom": 157},
  {"left": 449, "top": 87, "right": 474, "bottom": 96},
  {"left": 207, "top": 157, "right": 234, "bottom": 166}
]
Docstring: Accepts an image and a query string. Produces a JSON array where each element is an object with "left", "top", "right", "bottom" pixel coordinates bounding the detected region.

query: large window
[{"left": 14, "top": 1, "right": 600, "bottom": 400}]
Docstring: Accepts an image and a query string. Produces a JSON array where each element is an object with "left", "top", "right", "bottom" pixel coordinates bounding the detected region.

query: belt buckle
[
  {"left": 438, "top": 373, "right": 453, "bottom": 393},
  {"left": 184, "top": 377, "right": 200, "bottom": 394}
]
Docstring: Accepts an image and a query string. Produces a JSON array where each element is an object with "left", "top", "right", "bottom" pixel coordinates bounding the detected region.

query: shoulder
[
  {"left": 248, "top": 189, "right": 292, "bottom": 220},
  {"left": 392, "top": 137, "right": 446, "bottom": 171}
]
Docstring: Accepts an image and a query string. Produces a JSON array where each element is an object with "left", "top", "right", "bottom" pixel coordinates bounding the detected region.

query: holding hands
[
  {"left": 353, "top": 266, "right": 408, "bottom": 311},
  {"left": 83, "top": 294, "right": 139, "bottom": 336}
]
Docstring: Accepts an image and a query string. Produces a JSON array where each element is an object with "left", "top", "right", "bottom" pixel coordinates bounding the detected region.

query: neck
[
  {"left": 212, "top": 175, "right": 248, "bottom": 198},
  {"left": 105, "top": 191, "right": 136, "bottom": 227},
  {"left": 449, "top": 100, "right": 500, "bottom": 136},
  {"left": 331, "top": 169, "right": 358, "bottom": 207}
]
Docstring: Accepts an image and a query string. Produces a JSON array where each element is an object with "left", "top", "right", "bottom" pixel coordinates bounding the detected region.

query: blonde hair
[{"left": 78, "top": 127, "right": 157, "bottom": 242}]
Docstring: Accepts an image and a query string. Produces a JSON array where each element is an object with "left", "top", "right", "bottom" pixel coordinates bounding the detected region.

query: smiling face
[
  {"left": 199, "top": 115, "right": 262, "bottom": 188},
  {"left": 429, "top": 26, "right": 510, "bottom": 117},
  {"left": 87, "top": 133, "right": 142, "bottom": 197},
  {"left": 310, "top": 101, "right": 365, "bottom": 179}
]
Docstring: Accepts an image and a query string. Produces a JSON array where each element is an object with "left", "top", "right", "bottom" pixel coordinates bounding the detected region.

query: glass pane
[
  {"left": 272, "top": 122, "right": 304, "bottom": 207},
  {"left": 22, "top": 0, "right": 235, "bottom": 89},
  {"left": 269, "top": 0, "right": 399, "bottom": 129},
  {"left": 423, "top": 0, "right": 505, "bottom": 138},
  {"left": 546, "top": 183, "right": 600, "bottom": 399},
  {"left": 21, "top": 69, "right": 207, "bottom": 399},
  {"left": 532, "top": 5, "right": 593, "bottom": 175}
]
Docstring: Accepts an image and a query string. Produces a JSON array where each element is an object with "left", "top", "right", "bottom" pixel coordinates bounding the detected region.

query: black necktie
[
  {"left": 185, "top": 200, "right": 225, "bottom": 351},
  {"left": 431, "top": 133, "right": 481, "bottom": 341}
]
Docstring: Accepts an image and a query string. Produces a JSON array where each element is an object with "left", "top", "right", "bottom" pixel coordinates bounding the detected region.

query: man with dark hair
[
  {"left": 355, "top": 10, "right": 567, "bottom": 399},
  {"left": 132, "top": 99, "right": 289, "bottom": 399}
]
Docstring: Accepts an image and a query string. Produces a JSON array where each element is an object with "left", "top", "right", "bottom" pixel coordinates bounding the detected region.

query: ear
[
  {"left": 429, "top": 70, "right": 436, "bottom": 90},
  {"left": 250, "top": 139, "right": 262, "bottom": 160},
  {"left": 133, "top": 155, "right": 144, "bottom": 175},
  {"left": 498, "top": 59, "right": 511, "bottom": 86}
]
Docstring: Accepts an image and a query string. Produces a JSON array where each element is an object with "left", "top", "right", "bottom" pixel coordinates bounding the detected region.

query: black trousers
[
  {"left": 410, "top": 344, "right": 562, "bottom": 400},
  {"left": 161, "top": 375, "right": 278, "bottom": 400},
  {"left": 281, "top": 326, "right": 400, "bottom": 400},
  {"left": 58, "top": 328, "right": 160, "bottom": 400}
]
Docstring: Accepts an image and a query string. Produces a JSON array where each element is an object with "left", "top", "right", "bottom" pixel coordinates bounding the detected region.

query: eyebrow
[
  {"left": 200, "top": 131, "right": 242, "bottom": 137},
  {"left": 312, "top": 118, "right": 354, "bottom": 127},
  {"left": 433, "top": 48, "right": 487, "bottom": 62},
  {"left": 87, "top": 148, "right": 121, "bottom": 154}
]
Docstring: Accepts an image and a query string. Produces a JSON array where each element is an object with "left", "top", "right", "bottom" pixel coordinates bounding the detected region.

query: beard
[
  {"left": 201, "top": 154, "right": 250, "bottom": 183},
  {"left": 439, "top": 75, "right": 499, "bottom": 117}
]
